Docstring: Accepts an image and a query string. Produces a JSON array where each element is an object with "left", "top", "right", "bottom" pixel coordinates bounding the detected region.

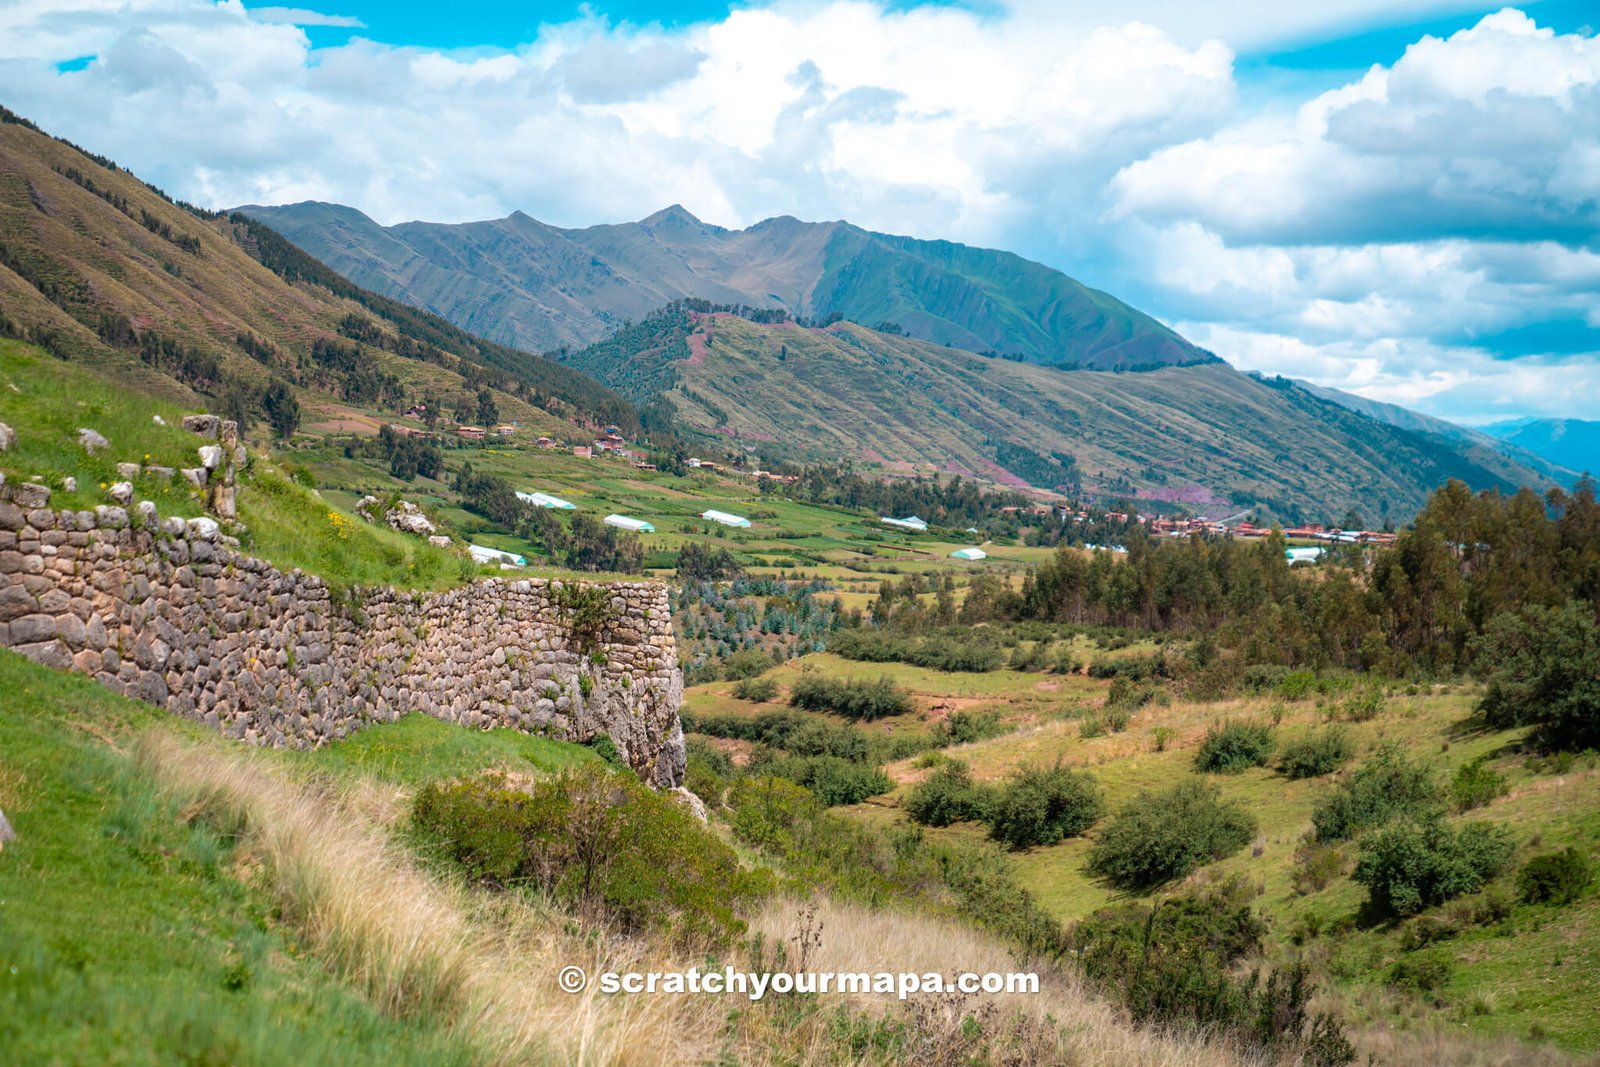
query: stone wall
[{"left": 0, "top": 485, "right": 685, "bottom": 786}]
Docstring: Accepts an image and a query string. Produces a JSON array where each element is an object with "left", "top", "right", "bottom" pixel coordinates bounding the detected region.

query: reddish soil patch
[{"left": 682, "top": 326, "right": 711, "bottom": 367}]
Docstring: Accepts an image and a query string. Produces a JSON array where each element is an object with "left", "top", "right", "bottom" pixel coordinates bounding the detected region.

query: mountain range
[
  {"left": 235, "top": 200, "right": 1573, "bottom": 521},
  {"left": 237, "top": 201, "right": 1211, "bottom": 370}
]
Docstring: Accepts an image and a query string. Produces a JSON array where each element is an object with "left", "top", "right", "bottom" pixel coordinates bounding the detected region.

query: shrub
[
  {"left": 1279, "top": 727, "right": 1354, "bottom": 779},
  {"left": 412, "top": 768, "right": 770, "bottom": 945},
  {"left": 1106, "top": 676, "right": 1154, "bottom": 713},
  {"left": 1194, "top": 721, "right": 1274, "bottom": 774},
  {"left": 1070, "top": 879, "right": 1353, "bottom": 1065},
  {"left": 1086, "top": 779, "right": 1257, "bottom": 890},
  {"left": 1279, "top": 669, "right": 1318, "bottom": 700},
  {"left": 788, "top": 673, "right": 911, "bottom": 721},
  {"left": 1311, "top": 744, "right": 1441, "bottom": 842},
  {"left": 722, "top": 647, "right": 777, "bottom": 681},
  {"left": 1450, "top": 756, "right": 1509, "bottom": 812},
  {"left": 760, "top": 754, "right": 891, "bottom": 807},
  {"left": 1294, "top": 844, "right": 1345, "bottom": 895},
  {"left": 1517, "top": 847, "right": 1593, "bottom": 906},
  {"left": 903, "top": 761, "right": 992, "bottom": 827},
  {"left": 932, "top": 708, "right": 1004, "bottom": 746},
  {"left": 1388, "top": 950, "right": 1454, "bottom": 996},
  {"left": 1341, "top": 685, "right": 1385, "bottom": 722},
  {"left": 731, "top": 675, "right": 779, "bottom": 702},
  {"left": 986, "top": 763, "right": 1103, "bottom": 849},
  {"left": 1471, "top": 600, "right": 1600, "bottom": 751},
  {"left": 1352, "top": 816, "right": 1514, "bottom": 917},
  {"left": 683, "top": 738, "right": 732, "bottom": 808}
]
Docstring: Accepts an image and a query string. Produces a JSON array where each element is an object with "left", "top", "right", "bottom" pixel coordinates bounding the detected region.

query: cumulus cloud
[{"left": 1110, "top": 10, "right": 1600, "bottom": 246}]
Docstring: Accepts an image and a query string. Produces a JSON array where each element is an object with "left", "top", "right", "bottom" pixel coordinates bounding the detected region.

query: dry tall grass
[
  {"left": 136, "top": 731, "right": 725, "bottom": 1067},
  {"left": 749, "top": 896, "right": 1262, "bottom": 1067}
]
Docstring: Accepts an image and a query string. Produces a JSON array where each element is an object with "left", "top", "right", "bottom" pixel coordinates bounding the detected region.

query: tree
[
  {"left": 475, "top": 387, "right": 499, "bottom": 427},
  {"left": 1471, "top": 600, "right": 1600, "bottom": 750},
  {"left": 261, "top": 378, "right": 300, "bottom": 440}
]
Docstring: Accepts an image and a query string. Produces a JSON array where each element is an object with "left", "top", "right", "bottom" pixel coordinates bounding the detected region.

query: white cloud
[
  {"left": 250, "top": 7, "right": 363, "bottom": 28},
  {"left": 1110, "top": 10, "right": 1600, "bottom": 245},
  {"left": 1181, "top": 322, "right": 1600, "bottom": 425},
  {"left": 0, "top": 0, "right": 1236, "bottom": 242}
]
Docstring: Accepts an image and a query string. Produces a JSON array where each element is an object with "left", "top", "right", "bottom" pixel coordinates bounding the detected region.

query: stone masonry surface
[{"left": 0, "top": 491, "right": 685, "bottom": 786}]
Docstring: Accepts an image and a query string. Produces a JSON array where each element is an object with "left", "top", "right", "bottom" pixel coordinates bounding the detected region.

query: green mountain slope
[
  {"left": 236, "top": 201, "right": 1211, "bottom": 370},
  {"left": 560, "top": 306, "right": 1559, "bottom": 522},
  {"left": 0, "top": 108, "right": 636, "bottom": 435},
  {"left": 1292, "top": 379, "right": 1581, "bottom": 489}
]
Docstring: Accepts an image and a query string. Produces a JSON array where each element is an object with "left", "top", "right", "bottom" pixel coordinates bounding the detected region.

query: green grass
[
  {"left": 236, "top": 460, "right": 475, "bottom": 590},
  {"left": 292, "top": 711, "right": 598, "bottom": 787},
  {"left": 0, "top": 650, "right": 479, "bottom": 1066},
  {"left": 0, "top": 339, "right": 210, "bottom": 514}
]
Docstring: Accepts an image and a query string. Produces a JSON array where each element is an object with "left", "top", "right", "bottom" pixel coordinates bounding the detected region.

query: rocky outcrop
[
  {"left": 0, "top": 490, "right": 685, "bottom": 785},
  {"left": 356, "top": 495, "right": 440, "bottom": 539}
]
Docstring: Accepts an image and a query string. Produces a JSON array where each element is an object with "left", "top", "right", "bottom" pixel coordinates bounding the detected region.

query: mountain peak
[{"left": 641, "top": 204, "right": 703, "bottom": 228}]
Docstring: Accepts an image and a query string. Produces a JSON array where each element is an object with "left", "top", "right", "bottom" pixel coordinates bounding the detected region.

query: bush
[
  {"left": 722, "top": 647, "right": 777, "bottom": 681},
  {"left": 932, "top": 708, "right": 1004, "bottom": 746},
  {"left": 1388, "top": 950, "right": 1454, "bottom": 995},
  {"left": 828, "top": 628, "right": 1003, "bottom": 672},
  {"left": 986, "top": 763, "right": 1103, "bottom": 849},
  {"left": 1311, "top": 744, "right": 1441, "bottom": 842},
  {"left": 683, "top": 738, "right": 732, "bottom": 808},
  {"left": 1517, "top": 847, "right": 1593, "bottom": 906},
  {"left": 1352, "top": 816, "right": 1514, "bottom": 917},
  {"left": 731, "top": 675, "right": 779, "bottom": 703},
  {"left": 788, "top": 673, "right": 910, "bottom": 721},
  {"left": 1294, "top": 844, "right": 1345, "bottom": 895},
  {"left": 903, "top": 760, "right": 992, "bottom": 827},
  {"left": 1194, "top": 721, "right": 1274, "bottom": 774},
  {"left": 757, "top": 754, "right": 891, "bottom": 807},
  {"left": 1450, "top": 756, "right": 1509, "bottom": 812},
  {"left": 1086, "top": 779, "right": 1257, "bottom": 890},
  {"left": 1341, "top": 685, "right": 1385, "bottom": 722},
  {"left": 1070, "top": 879, "right": 1353, "bottom": 1065},
  {"left": 1106, "top": 676, "right": 1154, "bottom": 713},
  {"left": 1279, "top": 727, "right": 1354, "bottom": 779},
  {"left": 1472, "top": 601, "right": 1600, "bottom": 751},
  {"left": 413, "top": 768, "right": 771, "bottom": 945}
]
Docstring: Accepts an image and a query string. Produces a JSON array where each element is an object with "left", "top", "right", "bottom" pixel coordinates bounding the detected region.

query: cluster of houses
[{"left": 1058, "top": 509, "right": 1398, "bottom": 547}]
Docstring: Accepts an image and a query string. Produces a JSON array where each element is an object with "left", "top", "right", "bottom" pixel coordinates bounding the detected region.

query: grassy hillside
[
  {"left": 238, "top": 200, "right": 1211, "bottom": 369},
  {"left": 561, "top": 307, "right": 1558, "bottom": 522},
  {"left": 2, "top": 645, "right": 1274, "bottom": 1067},
  {"left": 0, "top": 106, "right": 635, "bottom": 445},
  {"left": 682, "top": 638, "right": 1600, "bottom": 1060}
]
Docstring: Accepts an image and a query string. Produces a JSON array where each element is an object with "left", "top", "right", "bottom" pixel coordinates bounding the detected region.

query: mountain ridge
[
  {"left": 557, "top": 302, "right": 1561, "bottom": 522},
  {"left": 236, "top": 200, "right": 1214, "bottom": 370}
]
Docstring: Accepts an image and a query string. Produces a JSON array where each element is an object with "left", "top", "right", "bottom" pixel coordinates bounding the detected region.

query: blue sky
[{"left": 1, "top": 0, "right": 1596, "bottom": 424}]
